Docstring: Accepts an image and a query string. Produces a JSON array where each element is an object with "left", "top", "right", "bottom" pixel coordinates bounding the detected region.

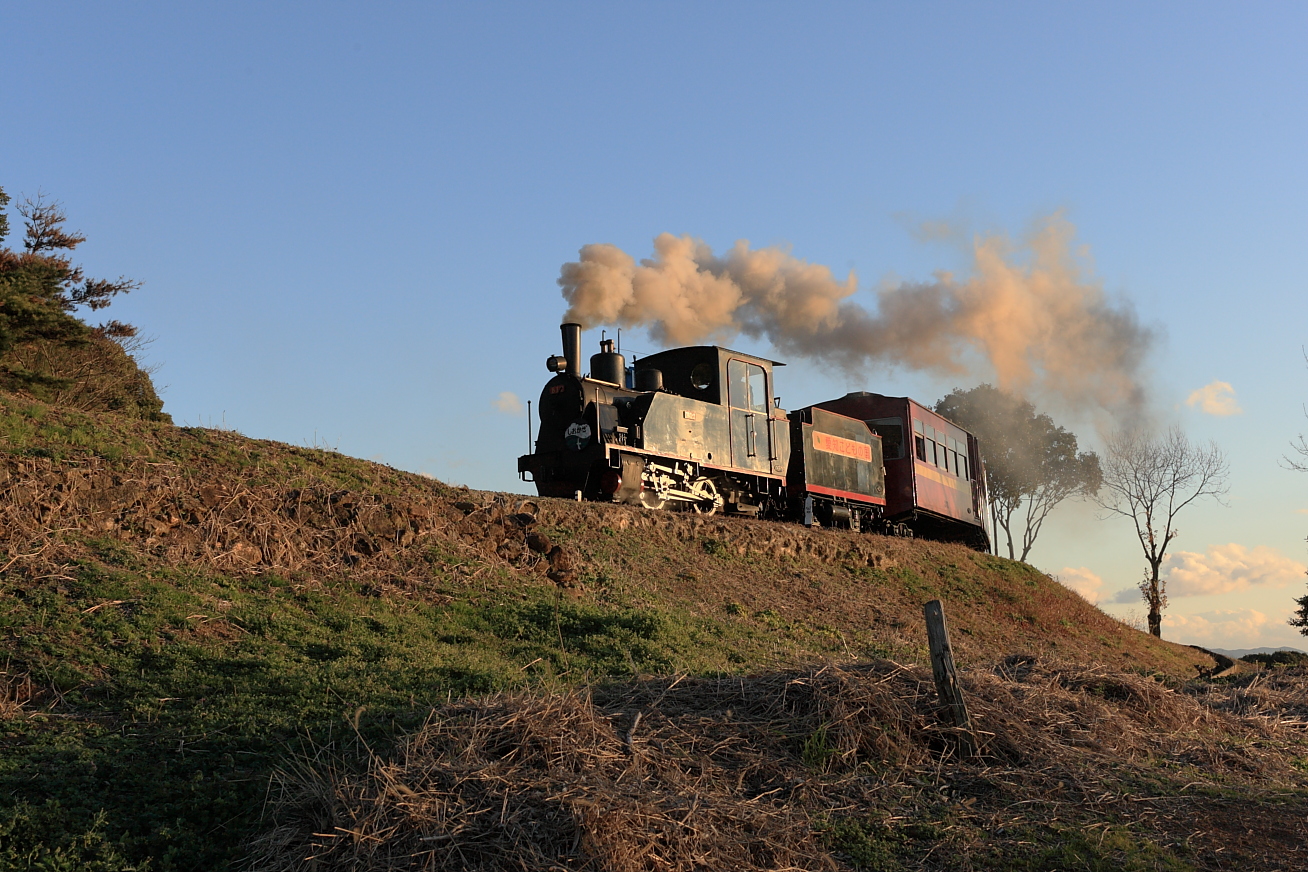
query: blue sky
[{"left": 4, "top": 2, "right": 1307, "bottom": 649}]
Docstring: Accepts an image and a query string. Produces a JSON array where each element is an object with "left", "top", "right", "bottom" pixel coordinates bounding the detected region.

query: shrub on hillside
[
  {"left": 0, "top": 186, "right": 168, "bottom": 421},
  {"left": 1240, "top": 650, "right": 1308, "bottom": 668}
]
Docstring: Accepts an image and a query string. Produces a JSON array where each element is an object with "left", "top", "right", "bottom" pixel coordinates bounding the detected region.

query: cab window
[
  {"left": 868, "top": 417, "right": 904, "bottom": 459},
  {"left": 748, "top": 365, "right": 767, "bottom": 412},
  {"left": 728, "top": 360, "right": 768, "bottom": 412},
  {"left": 690, "top": 362, "right": 716, "bottom": 392}
]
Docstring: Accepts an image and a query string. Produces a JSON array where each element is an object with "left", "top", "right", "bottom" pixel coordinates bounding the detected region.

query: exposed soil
[
  {"left": 3, "top": 397, "right": 1302, "bottom": 870},
  {"left": 0, "top": 436, "right": 1210, "bottom": 678}
]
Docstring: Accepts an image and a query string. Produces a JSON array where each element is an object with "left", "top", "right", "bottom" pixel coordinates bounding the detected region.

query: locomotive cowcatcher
[{"left": 517, "top": 323, "right": 990, "bottom": 549}]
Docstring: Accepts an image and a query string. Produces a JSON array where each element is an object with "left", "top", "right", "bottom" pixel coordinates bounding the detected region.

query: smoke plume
[{"left": 558, "top": 214, "right": 1153, "bottom": 417}]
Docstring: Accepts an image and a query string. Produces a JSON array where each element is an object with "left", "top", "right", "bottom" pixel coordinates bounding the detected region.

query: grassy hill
[{"left": 0, "top": 395, "right": 1304, "bottom": 871}]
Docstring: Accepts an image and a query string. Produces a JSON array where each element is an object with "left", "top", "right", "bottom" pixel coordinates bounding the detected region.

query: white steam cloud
[{"left": 558, "top": 214, "right": 1153, "bottom": 417}]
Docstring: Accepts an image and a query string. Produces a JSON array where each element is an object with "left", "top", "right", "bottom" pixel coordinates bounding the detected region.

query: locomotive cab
[
  {"left": 519, "top": 329, "right": 791, "bottom": 514},
  {"left": 634, "top": 346, "right": 789, "bottom": 477}
]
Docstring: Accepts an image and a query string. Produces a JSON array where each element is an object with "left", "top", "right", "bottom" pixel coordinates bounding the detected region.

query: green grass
[
  {"left": 977, "top": 825, "right": 1193, "bottom": 871},
  {"left": 0, "top": 538, "right": 861, "bottom": 870},
  {"left": 821, "top": 817, "right": 1192, "bottom": 872},
  {"left": 0, "top": 395, "right": 433, "bottom": 497},
  {"left": 819, "top": 816, "right": 943, "bottom": 871},
  {"left": 0, "top": 393, "right": 1251, "bottom": 869}
]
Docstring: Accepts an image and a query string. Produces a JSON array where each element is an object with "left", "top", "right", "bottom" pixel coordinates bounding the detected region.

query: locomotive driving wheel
[
  {"left": 639, "top": 488, "right": 666, "bottom": 510},
  {"left": 688, "top": 476, "right": 724, "bottom": 516}
]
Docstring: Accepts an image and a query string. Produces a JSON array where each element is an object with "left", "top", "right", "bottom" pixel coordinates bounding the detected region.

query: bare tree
[
  {"left": 1097, "top": 427, "right": 1230, "bottom": 638},
  {"left": 1284, "top": 350, "right": 1308, "bottom": 473},
  {"left": 1287, "top": 349, "right": 1308, "bottom": 637}
]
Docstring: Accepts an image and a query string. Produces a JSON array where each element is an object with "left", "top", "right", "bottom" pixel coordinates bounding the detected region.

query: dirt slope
[
  {"left": 6, "top": 395, "right": 1298, "bottom": 872},
  {"left": 0, "top": 394, "right": 1209, "bottom": 678},
  {"left": 514, "top": 495, "right": 1213, "bottom": 675}
]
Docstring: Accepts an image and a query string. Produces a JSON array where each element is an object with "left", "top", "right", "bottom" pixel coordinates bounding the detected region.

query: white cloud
[
  {"left": 1162, "top": 609, "right": 1300, "bottom": 649},
  {"left": 492, "top": 391, "right": 525, "bottom": 416},
  {"left": 1055, "top": 566, "right": 1105, "bottom": 602},
  {"left": 1185, "top": 381, "right": 1242, "bottom": 416},
  {"left": 1163, "top": 544, "right": 1306, "bottom": 597}
]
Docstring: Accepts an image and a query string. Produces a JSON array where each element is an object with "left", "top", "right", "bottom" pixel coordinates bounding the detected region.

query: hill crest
[{"left": 0, "top": 392, "right": 1210, "bottom": 678}]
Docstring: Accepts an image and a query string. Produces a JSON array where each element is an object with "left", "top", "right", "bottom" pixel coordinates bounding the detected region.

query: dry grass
[
  {"left": 0, "top": 452, "right": 559, "bottom": 590},
  {"left": 0, "top": 398, "right": 1213, "bottom": 680},
  {"left": 5, "top": 397, "right": 1287, "bottom": 868},
  {"left": 0, "top": 669, "right": 36, "bottom": 719},
  {"left": 249, "top": 661, "right": 1308, "bottom": 871}
]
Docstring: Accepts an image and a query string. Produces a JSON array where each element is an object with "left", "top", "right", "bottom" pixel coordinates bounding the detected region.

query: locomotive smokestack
[{"left": 561, "top": 322, "right": 582, "bottom": 378}]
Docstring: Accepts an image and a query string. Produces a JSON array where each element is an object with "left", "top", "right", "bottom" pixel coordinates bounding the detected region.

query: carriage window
[
  {"left": 915, "top": 435, "right": 926, "bottom": 461},
  {"left": 868, "top": 417, "right": 904, "bottom": 459},
  {"left": 961, "top": 454, "right": 970, "bottom": 480}
]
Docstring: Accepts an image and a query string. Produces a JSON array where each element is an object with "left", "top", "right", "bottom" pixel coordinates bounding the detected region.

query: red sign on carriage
[{"left": 812, "top": 431, "right": 872, "bottom": 462}]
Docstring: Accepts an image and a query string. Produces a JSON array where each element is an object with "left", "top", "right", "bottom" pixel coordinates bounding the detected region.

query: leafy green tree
[
  {"left": 935, "top": 384, "right": 1101, "bottom": 562},
  {"left": 1290, "top": 594, "right": 1308, "bottom": 638},
  {"left": 0, "top": 187, "right": 167, "bottom": 420},
  {"left": 1097, "top": 427, "right": 1229, "bottom": 638}
]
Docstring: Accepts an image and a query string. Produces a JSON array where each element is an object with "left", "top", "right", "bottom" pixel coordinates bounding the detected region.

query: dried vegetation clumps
[
  {"left": 0, "top": 451, "right": 582, "bottom": 593},
  {"left": 251, "top": 661, "right": 1308, "bottom": 872},
  {"left": 0, "top": 453, "right": 435, "bottom": 576},
  {"left": 539, "top": 494, "right": 906, "bottom": 568}
]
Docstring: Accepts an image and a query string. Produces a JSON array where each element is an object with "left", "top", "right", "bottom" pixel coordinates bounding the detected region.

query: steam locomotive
[{"left": 517, "top": 323, "right": 991, "bottom": 550}]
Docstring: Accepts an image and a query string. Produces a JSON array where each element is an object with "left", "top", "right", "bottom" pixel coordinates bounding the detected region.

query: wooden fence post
[{"left": 923, "top": 599, "right": 977, "bottom": 757}]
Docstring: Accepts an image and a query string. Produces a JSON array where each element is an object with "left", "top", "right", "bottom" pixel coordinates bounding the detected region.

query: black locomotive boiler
[{"left": 517, "top": 323, "right": 990, "bottom": 548}]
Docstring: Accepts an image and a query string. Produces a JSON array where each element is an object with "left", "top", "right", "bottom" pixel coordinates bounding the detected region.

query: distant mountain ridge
[{"left": 1211, "top": 646, "right": 1306, "bottom": 659}]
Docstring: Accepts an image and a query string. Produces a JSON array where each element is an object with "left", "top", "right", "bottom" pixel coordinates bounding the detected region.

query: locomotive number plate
[{"left": 813, "top": 431, "right": 872, "bottom": 462}]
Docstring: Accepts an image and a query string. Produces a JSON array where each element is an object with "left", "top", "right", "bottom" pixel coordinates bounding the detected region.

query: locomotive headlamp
[{"left": 546, "top": 355, "right": 568, "bottom": 373}]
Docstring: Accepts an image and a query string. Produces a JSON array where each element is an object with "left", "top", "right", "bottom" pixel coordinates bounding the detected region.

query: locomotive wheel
[
  {"left": 639, "top": 489, "right": 666, "bottom": 510},
  {"left": 688, "top": 477, "right": 723, "bottom": 516}
]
